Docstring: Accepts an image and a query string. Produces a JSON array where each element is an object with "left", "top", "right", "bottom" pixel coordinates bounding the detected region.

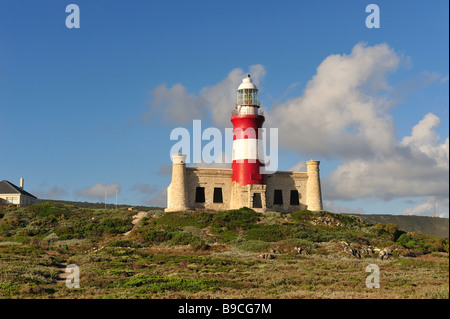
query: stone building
[{"left": 165, "top": 75, "right": 323, "bottom": 213}]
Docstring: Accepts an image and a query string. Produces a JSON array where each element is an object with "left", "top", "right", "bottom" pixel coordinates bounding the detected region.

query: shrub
[
  {"left": 154, "top": 212, "right": 203, "bottom": 229},
  {"left": 212, "top": 207, "right": 260, "bottom": 230},
  {"left": 34, "top": 203, "right": 71, "bottom": 218},
  {"left": 245, "top": 224, "right": 294, "bottom": 242},
  {"left": 396, "top": 232, "right": 447, "bottom": 253},
  {"left": 169, "top": 232, "right": 200, "bottom": 245},
  {"left": 290, "top": 210, "right": 313, "bottom": 221},
  {"left": 190, "top": 240, "right": 209, "bottom": 251},
  {"left": 123, "top": 274, "right": 218, "bottom": 292},
  {"left": 97, "top": 217, "right": 133, "bottom": 235},
  {"left": 234, "top": 239, "right": 270, "bottom": 252},
  {"left": 142, "top": 230, "right": 173, "bottom": 243},
  {"left": 195, "top": 212, "right": 213, "bottom": 227},
  {"left": 374, "top": 223, "right": 405, "bottom": 241}
]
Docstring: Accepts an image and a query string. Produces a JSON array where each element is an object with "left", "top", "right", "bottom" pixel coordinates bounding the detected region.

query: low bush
[
  {"left": 374, "top": 223, "right": 405, "bottom": 241},
  {"left": 212, "top": 207, "right": 260, "bottom": 230},
  {"left": 123, "top": 274, "right": 218, "bottom": 293},
  {"left": 169, "top": 232, "right": 200, "bottom": 245},
  {"left": 397, "top": 233, "right": 449, "bottom": 253},
  {"left": 245, "top": 224, "right": 294, "bottom": 242},
  {"left": 234, "top": 239, "right": 270, "bottom": 252}
]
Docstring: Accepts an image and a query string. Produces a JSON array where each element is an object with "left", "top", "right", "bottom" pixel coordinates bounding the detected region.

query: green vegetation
[{"left": 0, "top": 203, "right": 448, "bottom": 299}]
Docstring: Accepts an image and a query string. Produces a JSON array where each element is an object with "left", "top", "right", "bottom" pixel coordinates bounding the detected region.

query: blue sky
[{"left": 0, "top": 1, "right": 448, "bottom": 217}]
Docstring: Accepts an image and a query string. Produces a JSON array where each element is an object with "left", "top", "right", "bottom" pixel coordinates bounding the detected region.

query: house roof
[{"left": 0, "top": 180, "right": 38, "bottom": 199}]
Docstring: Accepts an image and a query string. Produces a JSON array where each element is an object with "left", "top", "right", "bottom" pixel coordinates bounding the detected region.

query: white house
[{"left": 0, "top": 178, "right": 38, "bottom": 207}]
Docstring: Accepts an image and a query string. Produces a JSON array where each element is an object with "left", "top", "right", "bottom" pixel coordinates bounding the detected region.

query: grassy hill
[
  {"left": 0, "top": 203, "right": 448, "bottom": 299},
  {"left": 352, "top": 214, "right": 449, "bottom": 239},
  {"left": 37, "top": 198, "right": 161, "bottom": 212}
]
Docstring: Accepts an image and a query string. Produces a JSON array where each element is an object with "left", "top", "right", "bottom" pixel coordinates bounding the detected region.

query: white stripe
[{"left": 232, "top": 138, "right": 262, "bottom": 161}]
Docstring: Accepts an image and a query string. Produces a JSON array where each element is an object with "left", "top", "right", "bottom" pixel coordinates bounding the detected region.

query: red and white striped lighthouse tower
[{"left": 231, "top": 74, "right": 266, "bottom": 186}]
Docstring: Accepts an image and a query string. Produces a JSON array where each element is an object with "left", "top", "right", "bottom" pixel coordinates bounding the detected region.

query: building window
[
  {"left": 290, "top": 190, "right": 300, "bottom": 205},
  {"left": 273, "top": 189, "right": 283, "bottom": 205},
  {"left": 213, "top": 187, "right": 223, "bottom": 203},
  {"left": 253, "top": 193, "right": 262, "bottom": 208},
  {"left": 195, "top": 187, "right": 205, "bottom": 203}
]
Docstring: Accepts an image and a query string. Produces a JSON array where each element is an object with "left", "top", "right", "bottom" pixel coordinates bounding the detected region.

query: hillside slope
[{"left": 352, "top": 214, "right": 449, "bottom": 239}]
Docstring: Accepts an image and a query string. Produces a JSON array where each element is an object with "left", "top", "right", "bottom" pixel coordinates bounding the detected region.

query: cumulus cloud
[
  {"left": 323, "top": 200, "right": 365, "bottom": 215},
  {"left": 325, "top": 112, "right": 449, "bottom": 204},
  {"left": 402, "top": 197, "right": 449, "bottom": 218},
  {"left": 32, "top": 185, "right": 68, "bottom": 200},
  {"left": 76, "top": 182, "right": 121, "bottom": 200},
  {"left": 131, "top": 183, "right": 158, "bottom": 195},
  {"left": 143, "top": 83, "right": 205, "bottom": 125},
  {"left": 144, "top": 64, "right": 266, "bottom": 128},
  {"left": 266, "top": 42, "right": 400, "bottom": 160},
  {"left": 142, "top": 187, "right": 167, "bottom": 207}
]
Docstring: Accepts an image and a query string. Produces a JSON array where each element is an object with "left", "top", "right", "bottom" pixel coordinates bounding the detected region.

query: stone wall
[
  {"left": 266, "top": 171, "right": 309, "bottom": 212},
  {"left": 186, "top": 167, "right": 233, "bottom": 211},
  {"left": 166, "top": 158, "right": 323, "bottom": 213}
]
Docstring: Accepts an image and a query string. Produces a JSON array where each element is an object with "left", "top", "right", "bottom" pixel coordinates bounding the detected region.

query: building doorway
[{"left": 252, "top": 193, "right": 262, "bottom": 208}]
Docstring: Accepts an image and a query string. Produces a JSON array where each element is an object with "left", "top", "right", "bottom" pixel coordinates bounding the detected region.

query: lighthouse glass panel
[{"left": 237, "top": 89, "right": 258, "bottom": 105}]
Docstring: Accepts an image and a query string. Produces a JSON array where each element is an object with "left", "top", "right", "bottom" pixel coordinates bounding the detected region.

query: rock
[
  {"left": 258, "top": 253, "right": 275, "bottom": 260},
  {"left": 379, "top": 249, "right": 390, "bottom": 260},
  {"left": 294, "top": 246, "right": 309, "bottom": 255},
  {"left": 343, "top": 246, "right": 361, "bottom": 258}
]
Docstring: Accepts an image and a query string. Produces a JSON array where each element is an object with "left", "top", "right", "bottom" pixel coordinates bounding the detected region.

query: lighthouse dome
[{"left": 237, "top": 74, "right": 258, "bottom": 91}]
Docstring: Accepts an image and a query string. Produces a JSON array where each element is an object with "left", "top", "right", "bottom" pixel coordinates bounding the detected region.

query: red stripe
[
  {"left": 232, "top": 160, "right": 266, "bottom": 185},
  {"left": 231, "top": 115, "right": 264, "bottom": 140}
]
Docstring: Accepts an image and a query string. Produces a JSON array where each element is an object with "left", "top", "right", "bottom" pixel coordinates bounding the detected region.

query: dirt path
[{"left": 123, "top": 211, "right": 148, "bottom": 237}]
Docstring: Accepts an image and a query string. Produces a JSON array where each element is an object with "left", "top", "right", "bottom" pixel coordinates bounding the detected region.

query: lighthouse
[
  {"left": 229, "top": 74, "right": 267, "bottom": 211},
  {"left": 165, "top": 73, "right": 323, "bottom": 213},
  {"left": 231, "top": 74, "right": 266, "bottom": 185}
]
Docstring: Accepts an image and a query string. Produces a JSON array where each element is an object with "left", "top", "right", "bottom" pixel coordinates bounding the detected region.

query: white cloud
[
  {"left": 142, "top": 187, "right": 167, "bottom": 207},
  {"left": 325, "top": 112, "right": 449, "bottom": 202},
  {"left": 323, "top": 200, "right": 365, "bottom": 215},
  {"left": 76, "top": 182, "right": 121, "bottom": 200},
  {"left": 287, "top": 161, "right": 306, "bottom": 172},
  {"left": 402, "top": 197, "right": 449, "bottom": 218},
  {"left": 32, "top": 185, "right": 68, "bottom": 200},
  {"left": 190, "top": 150, "right": 232, "bottom": 169},
  {"left": 266, "top": 42, "right": 400, "bottom": 160},
  {"left": 131, "top": 183, "right": 158, "bottom": 195},
  {"left": 144, "top": 64, "right": 267, "bottom": 128},
  {"left": 401, "top": 113, "right": 449, "bottom": 168},
  {"left": 143, "top": 83, "right": 206, "bottom": 125}
]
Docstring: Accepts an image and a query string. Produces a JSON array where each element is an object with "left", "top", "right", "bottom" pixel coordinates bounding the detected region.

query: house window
[
  {"left": 195, "top": 187, "right": 205, "bottom": 203},
  {"left": 252, "top": 193, "right": 262, "bottom": 208},
  {"left": 213, "top": 187, "right": 223, "bottom": 203},
  {"left": 273, "top": 189, "right": 283, "bottom": 205},
  {"left": 290, "top": 190, "right": 300, "bottom": 205}
]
